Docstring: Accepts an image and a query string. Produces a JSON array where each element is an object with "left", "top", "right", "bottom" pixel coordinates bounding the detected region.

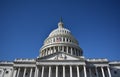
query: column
[
  {"left": 17, "top": 68, "right": 20, "bottom": 77},
  {"left": 48, "top": 66, "right": 51, "bottom": 77},
  {"left": 83, "top": 65, "right": 87, "bottom": 77},
  {"left": 13, "top": 68, "right": 17, "bottom": 77},
  {"left": 44, "top": 51, "right": 45, "bottom": 56},
  {"left": 41, "top": 51, "right": 43, "bottom": 57},
  {"left": 2, "top": 69, "right": 5, "bottom": 77},
  {"left": 46, "top": 49, "right": 48, "bottom": 55},
  {"left": 47, "top": 49, "right": 49, "bottom": 55},
  {"left": 49, "top": 47, "right": 52, "bottom": 54},
  {"left": 35, "top": 67, "right": 39, "bottom": 77},
  {"left": 63, "top": 66, "right": 65, "bottom": 77},
  {"left": 62, "top": 37, "right": 63, "bottom": 42},
  {"left": 41, "top": 66, "right": 44, "bottom": 77},
  {"left": 70, "top": 66, "right": 72, "bottom": 77},
  {"left": 67, "top": 46, "right": 68, "bottom": 53},
  {"left": 75, "top": 49, "right": 76, "bottom": 56},
  {"left": 62, "top": 46, "right": 64, "bottom": 52},
  {"left": 53, "top": 47, "right": 55, "bottom": 53},
  {"left": 56, "top": 66, "right": 58, "bottom": 77},
  {"left": 10, "top": 68, "right": 14, "bottom": 77},
  {"left": 52, "top": 47, "right": 54, "bottom": 54},
  {"left": 101, "top": 67, "right": 105, "bottom": 77},
  {"left": 23, "top": 68, "right": 27, "bottom": 77},
  {"left": 89, "top": 68, "right": 92, "bottom": 77},
  {"left": 58, "top": 46, "right": 60, "bottom": 52},
  {"left": 65, "top": 38, "right": 67, "bottom": 42},
  {"left": 71, "top": 48, "right": 73, "bottom": 55},
  {"left": 95, "top": 67, "right": 99, "bottom": 77},
  {"left": 107, "top": 67, "right": 111, "bottom": 77},
  {"left": 46, "top": 49, "right": 47, "bottom": 55},
  {"left": 76, "top": 66, "right": 80, "bottom": 77},
  {"left": 55, "top": 47, "right": 56, "bottom": 53},
  {"left": 34, "top": 67, "right": 36, "bottom": 77},
  {"left": 37, "top": 67, "right": 39, "bottom": 77},
  {"left": 29, "top": 68, "right": 33, "bottom": 77}
]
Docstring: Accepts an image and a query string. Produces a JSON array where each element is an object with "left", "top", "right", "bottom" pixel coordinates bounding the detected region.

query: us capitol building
[{"left": 0, "top": 19, "right": 120, "bottom": 77}]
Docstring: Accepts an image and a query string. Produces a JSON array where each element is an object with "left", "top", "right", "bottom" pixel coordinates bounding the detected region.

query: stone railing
[
  {"left": 109, "top": 61, "right": 120, "bottom": 64},
  {"left": 87, "top": 58, "right": 108, "bottom": 62},
  {"left": 0, "top": 61, "right": 13, "bottom": 64},
  {"left": 14, "top": 58, "right": 35, "bottom": 62}
]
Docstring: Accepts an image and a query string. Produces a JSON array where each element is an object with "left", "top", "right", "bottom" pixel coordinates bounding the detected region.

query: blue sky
[{"left": 0, "top": 0, "right": 120, "bottom": 61}]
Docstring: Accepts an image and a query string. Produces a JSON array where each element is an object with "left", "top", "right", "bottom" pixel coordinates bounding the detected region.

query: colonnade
[
  {"left": 12, "top": 67, "right": 35, "bottom": 77},
  {"left": 88, "top": 67, "right": 111, "bottom": 77},
  {"left": 44, "top": 36, "right": 78, "bottom": 46},
  {"left": 41, "top": 46, "right": 82, "bottom": 57},
  {"left": 34, "top": 65, "right": 87, "bottom": 77},
  {"left": 12, "top": 65, "right": 112, "bottom": 77}
]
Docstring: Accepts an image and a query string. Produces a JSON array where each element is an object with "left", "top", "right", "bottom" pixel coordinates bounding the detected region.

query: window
[
  {"left": 76, "top": 50, "right": 78, "bottom": 56},
  {"left": 114, "top": 70, "right": 117, "bottom": 74},
  {"left": 60, "top": 46, "right": 62, "bottom": 51},
  {"left": 67, "top": 38, "right": 68, "bottom": 42},
  {"left": 56, "top": 37, "right": 62, "bottom": 42},
  {"left": 6, "top": 71, "right": 9, "bottom": 74},
  {"left": 26, "top": 73, "right": 28, "bottom": 75},
  {"left": 68, "top": 47, "right": 71, "bottom": 54},
  {"left": 64, "top": 46, "right": 66, "bottom": 52}
]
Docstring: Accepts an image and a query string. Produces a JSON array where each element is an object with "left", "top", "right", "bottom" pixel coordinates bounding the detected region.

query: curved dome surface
[{"left": 49, "top": 27, "right": 71, "bottom": 37}]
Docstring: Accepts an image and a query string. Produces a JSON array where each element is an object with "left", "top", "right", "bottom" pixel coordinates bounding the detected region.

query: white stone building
[{"left": 0, "top": 19, "right": 120, "bottom": 77}]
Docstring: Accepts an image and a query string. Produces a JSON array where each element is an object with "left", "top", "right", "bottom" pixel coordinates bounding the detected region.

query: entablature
[
  {"left": 0, "top": 61, "right": 13, "bottom": 66},
  {"left": 86, "top": 58, "right": 109, "bottom": 67},
  {"left": 36, "top": 60, "right": 85, "bottom": 65},
  {"left": 13, "top": 63, "right": 36, "bottom": 67}
]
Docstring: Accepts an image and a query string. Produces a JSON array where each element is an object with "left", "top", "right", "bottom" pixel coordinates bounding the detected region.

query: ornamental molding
[
  {"left": 36, "top": 61, "right": 85, "bottom": 65},
  {"left": 13, "top": 64, "right": 36, "bottom": 67}
]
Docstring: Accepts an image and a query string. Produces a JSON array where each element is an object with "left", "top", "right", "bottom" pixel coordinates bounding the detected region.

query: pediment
[{"left": 38, "top": 52, "right": 82, "bottom": 61}]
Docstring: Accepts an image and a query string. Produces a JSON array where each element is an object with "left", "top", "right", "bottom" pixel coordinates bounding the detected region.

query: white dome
[
  {"left": 44, "top": 21, "right": 79, "bottom": 46},
  {"left": 39, "top": 20, "right": 83, "bottom": 57}
]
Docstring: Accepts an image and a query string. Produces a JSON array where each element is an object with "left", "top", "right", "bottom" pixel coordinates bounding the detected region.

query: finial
[
  {"left": 60, "top": 17, "right": 63, "bottom": 22},
  {"left": 58, "top": 17, "right": 64, "bottom": 28}
]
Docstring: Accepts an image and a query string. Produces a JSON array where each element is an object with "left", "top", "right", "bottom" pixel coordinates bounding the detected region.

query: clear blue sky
[{"left": 0, "top": 0, "right": 120, "bottom": 61}]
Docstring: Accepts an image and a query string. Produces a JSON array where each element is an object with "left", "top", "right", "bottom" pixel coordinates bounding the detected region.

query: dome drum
[
  {"left": 40, "top": 45, "right": 83, "bottom": 57},
  {"left": 41, "top": 43, "right": 81, "bottom": 50},
  {"left": 44, "top": 35, "right": 79, "bottom": 46}
]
